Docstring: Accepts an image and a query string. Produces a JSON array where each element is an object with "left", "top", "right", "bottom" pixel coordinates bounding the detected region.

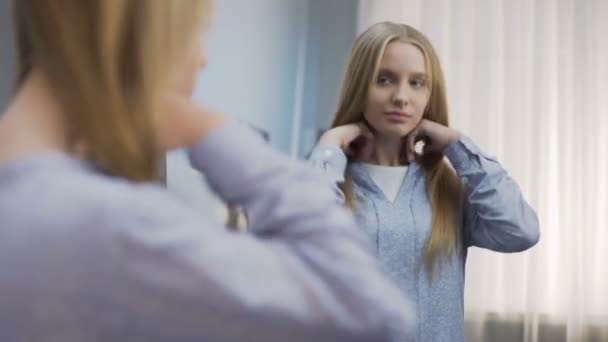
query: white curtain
[{"left": 358, "top": 0, "right": 608, "bottom": 341}]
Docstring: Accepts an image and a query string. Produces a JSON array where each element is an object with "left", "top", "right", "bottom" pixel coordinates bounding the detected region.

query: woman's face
[{"left": 363, "top": 41, "right": 430, "bottom": 140}]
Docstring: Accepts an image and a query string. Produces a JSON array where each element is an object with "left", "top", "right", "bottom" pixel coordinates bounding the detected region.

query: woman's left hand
[{"left": 404, "top": 119, "right": 463, "bottom": 162}]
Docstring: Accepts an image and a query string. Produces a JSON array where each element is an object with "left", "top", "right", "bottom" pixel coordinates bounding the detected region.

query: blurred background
[{"left": 1, "top": 0, "right": 606, "bottom": 341}]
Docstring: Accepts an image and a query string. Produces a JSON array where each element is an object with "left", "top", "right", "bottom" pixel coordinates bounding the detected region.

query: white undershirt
[{"left": 360, "top": 163, "right": 409, "bottom": 203}]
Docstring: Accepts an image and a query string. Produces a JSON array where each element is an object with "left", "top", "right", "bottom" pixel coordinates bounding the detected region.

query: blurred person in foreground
[{"left": 0, "top": 1, "right": 414, "bottom": 341}]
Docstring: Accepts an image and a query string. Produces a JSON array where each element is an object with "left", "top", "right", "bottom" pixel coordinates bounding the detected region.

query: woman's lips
[{"left": 385, "top": 111, "right": 412, "bottom": 122}]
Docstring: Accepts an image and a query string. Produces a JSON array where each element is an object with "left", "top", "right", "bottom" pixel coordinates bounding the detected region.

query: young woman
[
  {"left": 0, "top": 2, "right": 414, "bottom": 341},
  {"left": 310, "top": 22, "right": 540, "bottom": 341}
]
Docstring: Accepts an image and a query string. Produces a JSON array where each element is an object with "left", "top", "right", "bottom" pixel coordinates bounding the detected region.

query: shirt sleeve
[
  {"left": 444, "top": 136, "right": 540, "bottom": 252},
  {"left": 307, "top": 142, "right": 349, "bottom": 205}
]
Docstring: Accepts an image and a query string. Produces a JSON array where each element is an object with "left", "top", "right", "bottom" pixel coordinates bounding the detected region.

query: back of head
[{"left": 13, "top": 0, "right": 212, "bottom": 181}]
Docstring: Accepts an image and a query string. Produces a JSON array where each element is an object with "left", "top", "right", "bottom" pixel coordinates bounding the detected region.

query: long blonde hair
[
  {"left": 13, "top": 0, "right": 212, "bottom": 181},
  {"left": 332, "top": 22, "right": 463, "bottom": 272}
]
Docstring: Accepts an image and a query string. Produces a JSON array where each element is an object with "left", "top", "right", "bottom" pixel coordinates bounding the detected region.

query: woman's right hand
[
  {"left": 319, "top": 122, "right": 375, "bottom": 160},
  {"left": 157, "top": 95, "right": 231, "bottom": 151}
]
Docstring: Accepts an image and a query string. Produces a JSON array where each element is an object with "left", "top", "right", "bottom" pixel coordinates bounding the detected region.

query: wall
[
  {"left": 297, "top": 0, "right": 358, "bottom": 157},
  {"left": 0, "top": 0, "right": 14, "bottom": 111}
]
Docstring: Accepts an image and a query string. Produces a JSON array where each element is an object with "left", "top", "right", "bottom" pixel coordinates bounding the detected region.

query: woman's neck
[
  {"left": 366, "top": 134, "right": 405, "bottom": 166},
  {"left": 0, "top": 71, "right": 68, "bottom": 163}
]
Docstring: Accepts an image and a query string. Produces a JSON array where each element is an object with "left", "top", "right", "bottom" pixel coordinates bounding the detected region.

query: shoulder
[{"left": 10, "top": 156, "right": 203, "bottom": 234}]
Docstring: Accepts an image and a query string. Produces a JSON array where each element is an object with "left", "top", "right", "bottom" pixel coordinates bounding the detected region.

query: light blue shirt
[
  {"left": 309, "top": 137, "right": 540, "bottom": 342},
  {"left": 0, "top": 124, "right": 414, "bottom": 341}
]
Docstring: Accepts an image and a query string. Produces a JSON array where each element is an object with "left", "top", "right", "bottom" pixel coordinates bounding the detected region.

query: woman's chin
[{"left": 376, "top": 127, "right": 413, "bottom": 140}]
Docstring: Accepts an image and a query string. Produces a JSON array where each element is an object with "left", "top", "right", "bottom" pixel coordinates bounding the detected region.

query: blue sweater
[
  {"left": 310, "top": 137, "right": 540, "bottom": 342},
  {"left": 0, "top": 124, "right": 414, "bottom": 342}
]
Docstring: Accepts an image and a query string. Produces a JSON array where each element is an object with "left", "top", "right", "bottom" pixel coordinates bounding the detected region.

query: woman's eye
[
  {"left": 411, "top": 79, "right": 426, "bottom": 88},
  {"left": 378, "top": 76, "right": 393, "bottom": 85}
]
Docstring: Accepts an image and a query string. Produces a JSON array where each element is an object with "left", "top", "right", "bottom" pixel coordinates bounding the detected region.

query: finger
[
  {"left": 345, "top": 139, "right": 359, "bottom": 157},
  {"left": 346, "top": 135, "right": 365, "bottom": 157},
  {"left": 339, "top": 123, "right": 364, "bottom": 146},
  {"left": 422, "top": 143, "right": 433, "bottom": 155},
  {"left": 356, "top": 122, "right": 373, "bottom": 139},
  {"left": 421, "top": 136, "right": 433, "bottom": 153},
  {"left": 407, "top": 130, "right": 417, "bottom": 162},
  {"left": 323, "top": 124, "right": 360, "bottom": 149}
]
